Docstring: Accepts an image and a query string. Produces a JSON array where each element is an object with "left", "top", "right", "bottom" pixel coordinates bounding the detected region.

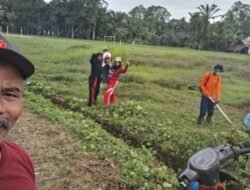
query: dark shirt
[{"left": 90, "top": 56, "right": 102, "bottom": 78}]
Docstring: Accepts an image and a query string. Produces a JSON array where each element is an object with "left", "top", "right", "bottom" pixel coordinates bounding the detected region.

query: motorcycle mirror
[{"left": 244, "top": 114, "right": 250, "bottom": 131}]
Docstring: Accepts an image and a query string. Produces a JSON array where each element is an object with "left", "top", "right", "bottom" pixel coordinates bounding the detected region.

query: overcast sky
[{"left": 44, "top": 0, "right": 250, "bottom": 19}]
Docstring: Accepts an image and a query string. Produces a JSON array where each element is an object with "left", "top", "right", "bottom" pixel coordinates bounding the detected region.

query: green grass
[{"left": 7, "top": 35, "right": 250, "bottom": 187}]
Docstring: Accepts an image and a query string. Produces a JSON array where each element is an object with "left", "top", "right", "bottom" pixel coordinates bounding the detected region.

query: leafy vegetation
[{"left": 26, "top": 91, "right": 178, "bottom": 189}]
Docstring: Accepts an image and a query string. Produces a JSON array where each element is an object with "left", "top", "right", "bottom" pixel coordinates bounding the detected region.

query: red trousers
[
  {"left": 103, "top": 80, "right": 118, "bottom": 107},
  {"left": 88, "top": 75, "right": 101, "bottom": 106}
]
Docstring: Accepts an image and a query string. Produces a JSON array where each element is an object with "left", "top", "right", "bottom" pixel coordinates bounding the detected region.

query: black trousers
[{"left": 88, "top": 75, "right": 102, "bottom": 106}]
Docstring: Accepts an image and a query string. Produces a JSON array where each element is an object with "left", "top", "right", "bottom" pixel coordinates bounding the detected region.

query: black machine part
[
  {"left": 190, "top": 148, "right": 220, "bottom": 186},
  {"left": 178, "top": 144, "right": 250, "bottom": 189}
]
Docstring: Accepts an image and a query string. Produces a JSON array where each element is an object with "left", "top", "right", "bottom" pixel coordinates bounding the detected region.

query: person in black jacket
[{"left": 88, "top": 52, "right": 103, "bottom": 106}]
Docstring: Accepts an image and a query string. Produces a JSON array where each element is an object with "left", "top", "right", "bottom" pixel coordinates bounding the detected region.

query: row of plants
[
  {"left": 25, "top": 91, "right": 178, "bottom": 189},
  {"left": 67, "top": 97, "right": 250, "bottom": 169},
  {"left": 27, "top": 81, "right": 249, "bottom": 171}
]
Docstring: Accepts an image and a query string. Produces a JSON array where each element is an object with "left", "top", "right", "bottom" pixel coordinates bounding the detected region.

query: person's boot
[
  {"left": 197, "top": 117, "right": 203, "bottom": 124},
  {"left": 207, "top": 112, "right": 213, "bottom": 124},
  {"left": 206, "top": 116, "right": 212, "bottom": 123}
]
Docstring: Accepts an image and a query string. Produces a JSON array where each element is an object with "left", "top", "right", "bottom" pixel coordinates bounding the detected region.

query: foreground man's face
[{"left": 0, "top": 64, "right": 24, "bottom": 143}]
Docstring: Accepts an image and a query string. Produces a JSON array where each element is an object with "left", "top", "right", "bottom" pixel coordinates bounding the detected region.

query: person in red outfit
[
  {"left": 103, "top": 57, "right": 129, "bottom": 107},
  {"left": 0, "top": 34, "right": 37, "bottom": 190}
]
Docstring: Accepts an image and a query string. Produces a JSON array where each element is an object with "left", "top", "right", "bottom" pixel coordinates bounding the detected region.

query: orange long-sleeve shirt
[{"left": 199, "top": 72, "right": 222, "bottom": 101}]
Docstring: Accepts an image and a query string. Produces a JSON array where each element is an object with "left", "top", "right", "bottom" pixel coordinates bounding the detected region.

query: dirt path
[{"left": 8, "top": 110, "right": 123, "bottom": 190}]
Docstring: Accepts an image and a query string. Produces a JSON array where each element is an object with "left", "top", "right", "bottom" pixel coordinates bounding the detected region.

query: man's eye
[{"left": 3, "top": 92, "right": 20, "bottom": 98}]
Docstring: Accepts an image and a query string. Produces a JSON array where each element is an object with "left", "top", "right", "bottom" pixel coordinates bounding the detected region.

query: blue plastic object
[
  {"left": 244, "top": 114, "right": 250, "bottom": 131},
  {"left": 191, "top": 181, "right": 199, "bottom": 190}
]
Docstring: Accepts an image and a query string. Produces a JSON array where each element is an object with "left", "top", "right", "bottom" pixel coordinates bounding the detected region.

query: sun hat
[{"left": 114, "top": 57, "right": 122, "bottom": 62}]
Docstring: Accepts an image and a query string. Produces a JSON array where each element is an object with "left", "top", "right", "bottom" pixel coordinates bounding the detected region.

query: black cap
[
  {"left": 214, "top": 64, "right": 224, "bottom": 72},
  {"left": 0, "top": 34, "right": 34, "bottom": 79}
]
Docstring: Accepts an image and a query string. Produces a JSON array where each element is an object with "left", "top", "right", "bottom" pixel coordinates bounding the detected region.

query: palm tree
[{"left": 197, "top": 4, "right": 220, "bottom": 48}]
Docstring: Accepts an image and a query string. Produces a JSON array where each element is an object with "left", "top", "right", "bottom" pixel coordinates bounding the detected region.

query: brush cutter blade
[{"left": 188, "top": 85, "right": 199, "bottom": 90}]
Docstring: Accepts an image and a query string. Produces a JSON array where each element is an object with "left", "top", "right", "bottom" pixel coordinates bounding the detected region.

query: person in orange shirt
[{"left": 197, "top": 64, "right": 224, "bottom": 124}]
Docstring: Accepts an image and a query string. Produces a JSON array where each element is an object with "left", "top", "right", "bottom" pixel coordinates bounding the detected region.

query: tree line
[{"left": 0, "top": 0, "right": 250, "bottom": 51}]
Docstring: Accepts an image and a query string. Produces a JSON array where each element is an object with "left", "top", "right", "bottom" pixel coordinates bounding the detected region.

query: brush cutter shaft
[
  {"left": 208, "top": 97, "right": 235, "bottom": 127},
  {"left": 215, "top": 104, "right": 235, "bottom": 127}
]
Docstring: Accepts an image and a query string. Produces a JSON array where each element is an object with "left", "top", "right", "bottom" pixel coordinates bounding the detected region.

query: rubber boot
[
  {"left": 197, "top": 117, "right": 203, "bottom": 125},
  {"left": 206, "top": 112, "right": 213, "bottom": 124},
  {"left": 206, "top": 116, "right": 212, "bottom": 124}
]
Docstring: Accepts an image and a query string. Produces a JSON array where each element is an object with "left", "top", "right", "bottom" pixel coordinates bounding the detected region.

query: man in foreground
[
  {"left": 0, "top": 34, "right": 37, "bottom": 190},
  {"left": 197, "top": 64, "right": 224, "bottom": 124}
]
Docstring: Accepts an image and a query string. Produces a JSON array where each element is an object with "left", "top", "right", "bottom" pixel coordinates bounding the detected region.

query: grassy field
[{"left": 7, "top": 35, "right": 250, "bottom": 189}]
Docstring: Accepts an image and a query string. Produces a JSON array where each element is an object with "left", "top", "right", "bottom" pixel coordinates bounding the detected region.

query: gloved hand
[{"left": 214, "top": 100, "right": 220, "bottom": 104}]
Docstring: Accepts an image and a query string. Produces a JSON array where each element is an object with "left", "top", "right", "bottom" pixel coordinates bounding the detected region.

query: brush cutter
[{"left": 187, "top": 85, "right": 236, "bottom": 128}]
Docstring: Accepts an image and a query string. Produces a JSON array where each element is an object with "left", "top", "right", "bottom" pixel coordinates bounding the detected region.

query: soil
[{"left": 8, "top": 110, "right": 124, "bottom": 190}]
